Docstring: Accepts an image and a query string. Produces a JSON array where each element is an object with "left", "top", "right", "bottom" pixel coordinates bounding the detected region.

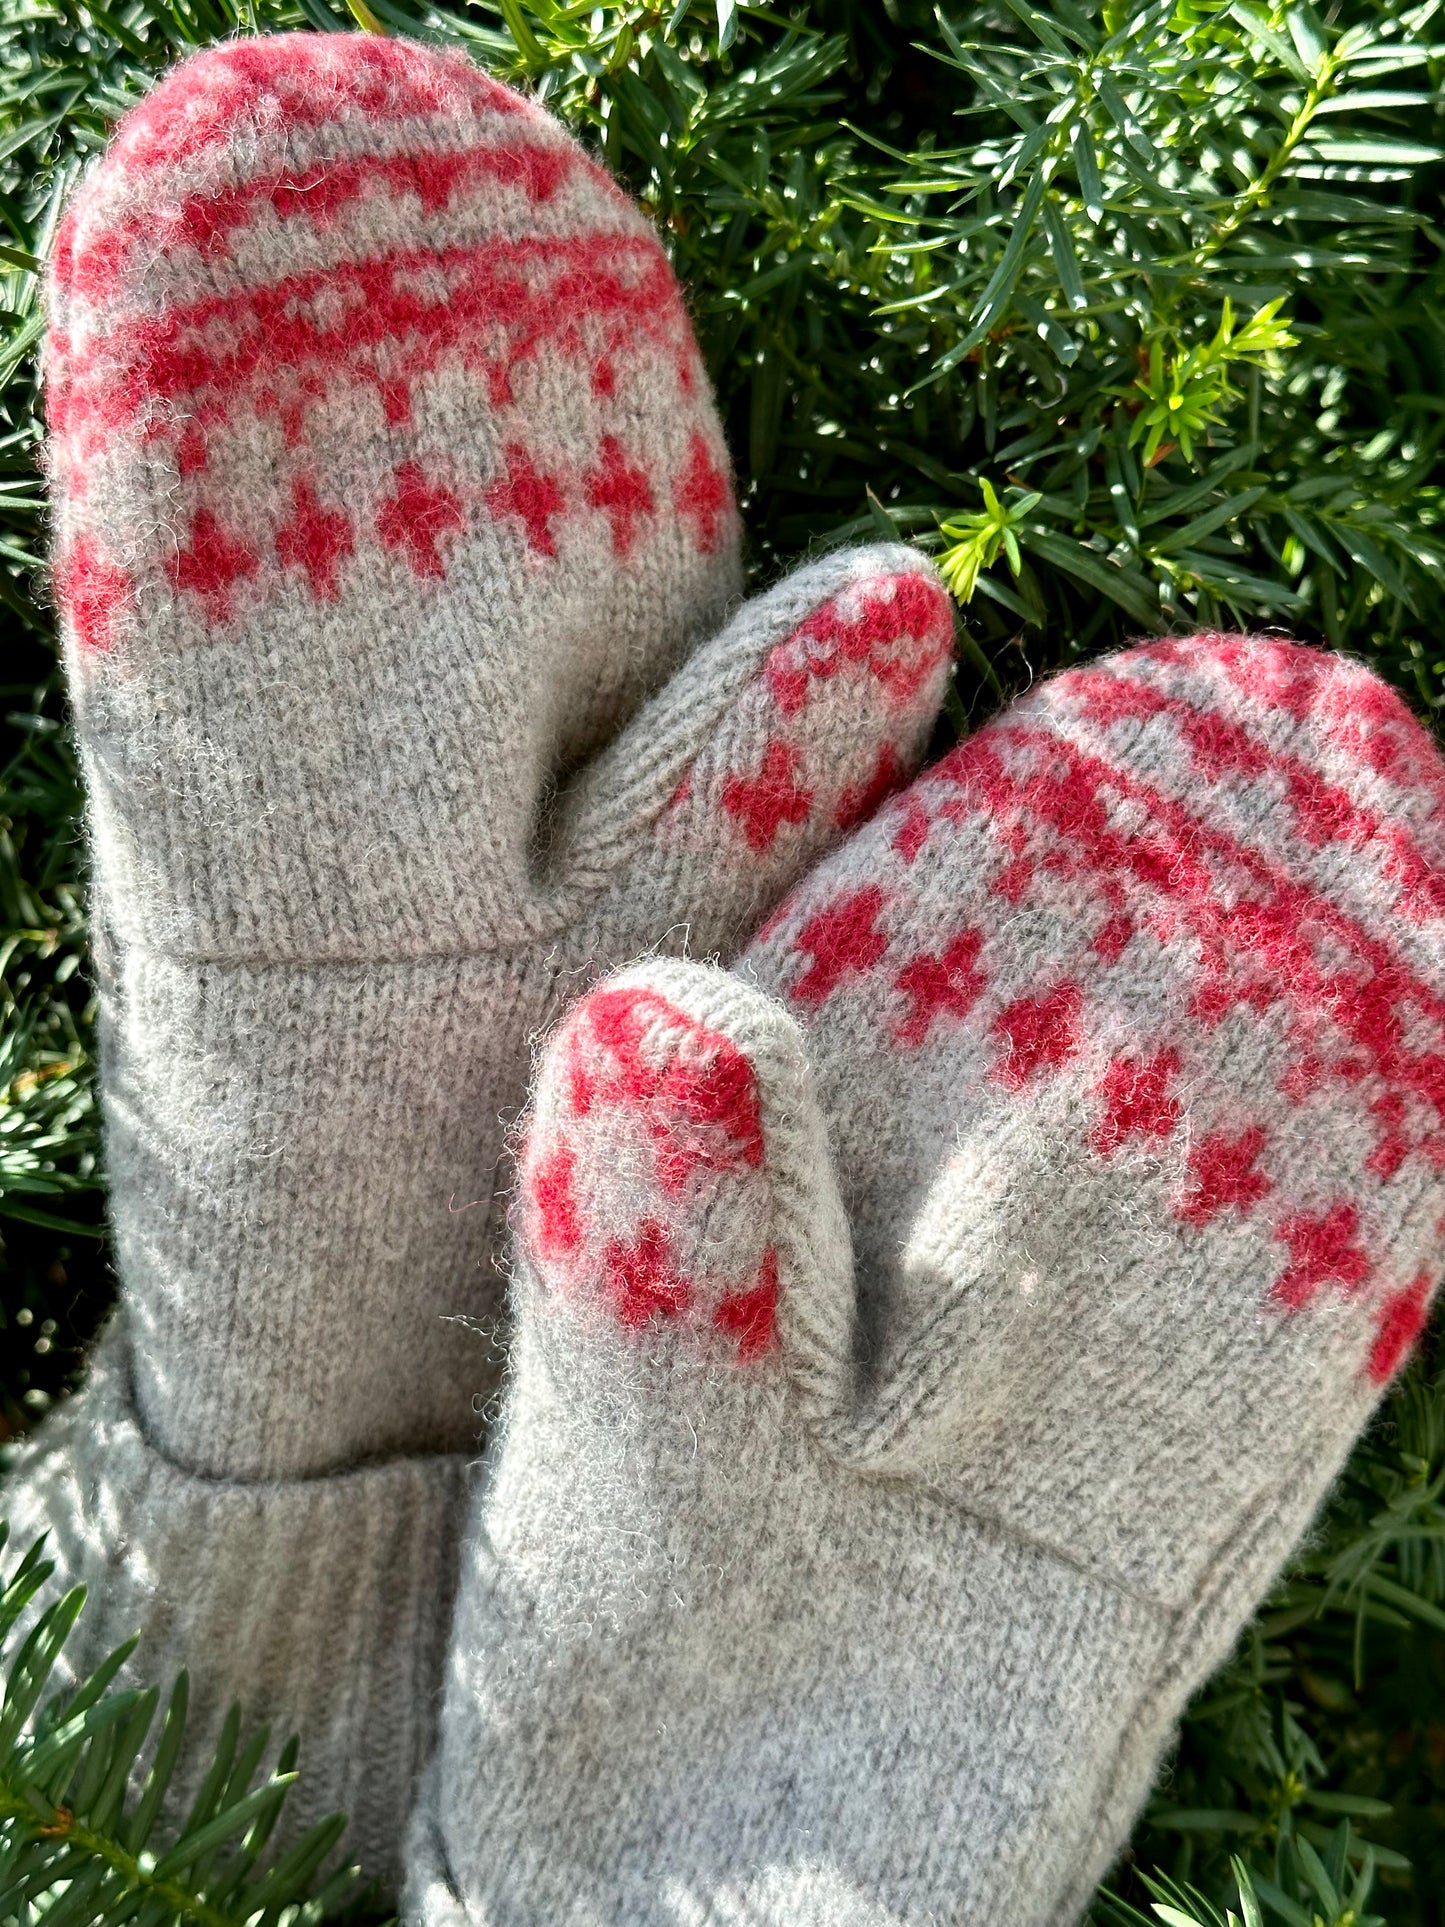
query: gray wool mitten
[
  {"left": 2, "top": 32, "right": 953, "bottom": 1882},
  {"left": 411, "top": 632, "right": 1444, "bottom": 1926}
]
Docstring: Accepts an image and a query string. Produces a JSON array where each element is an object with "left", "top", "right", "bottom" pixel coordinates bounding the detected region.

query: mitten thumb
[
  {"left": 493, "top": 961, "right": 857, "bottom": 1620},
  {"left": 544, "top": 548, "right": 953, "bottom": 962}
]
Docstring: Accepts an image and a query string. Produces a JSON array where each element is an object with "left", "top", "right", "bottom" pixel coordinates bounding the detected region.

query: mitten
[
  {"left": 412, "top": 633, "right": 1443, "bottom": 1925},
  {"left": 3, "top": 32, "right": 953, "bottom": 1881}
]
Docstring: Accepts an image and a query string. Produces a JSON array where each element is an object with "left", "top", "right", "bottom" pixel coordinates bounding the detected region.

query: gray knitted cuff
[{"left": 1, "top": 1322, "right": 469, "bottom": 1890}]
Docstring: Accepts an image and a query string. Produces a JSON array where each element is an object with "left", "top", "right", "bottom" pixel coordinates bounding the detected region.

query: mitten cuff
[{"left": 0, "top": 1319, "right": 470, "bottom": 1890}]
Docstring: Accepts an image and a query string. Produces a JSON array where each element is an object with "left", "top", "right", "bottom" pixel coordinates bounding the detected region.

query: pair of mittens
[
  {"left": 11, "top": 30, "right": 952, "bottom": 1882},
  {"left": 413, "top": 633, "right": 1445, "bottom": 1926}
]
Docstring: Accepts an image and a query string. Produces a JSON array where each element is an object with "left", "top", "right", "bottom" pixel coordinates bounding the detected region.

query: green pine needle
[
  {"left": 2, "top": 1, "right": 1443, "bottom": 1920},
  {"left": 0, "top": 1524, "right": 377, "bottom": 1927}
]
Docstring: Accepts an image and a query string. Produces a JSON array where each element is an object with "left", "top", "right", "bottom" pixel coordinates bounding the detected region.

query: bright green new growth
[
  {"left": 1, "top": 0, "right": 1444, "bottom": 1921},
  {"left": 1097, "top": 1845, "right": 1386, "bottom": 1927}
]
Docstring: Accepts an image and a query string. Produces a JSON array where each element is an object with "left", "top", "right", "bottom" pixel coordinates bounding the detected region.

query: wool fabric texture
[
  {"left": 411, "top": 633, "right": 1445, "bottom": 1926},
  {"left": 2, "top": 31, "right": 954, "bottom": 1883}
]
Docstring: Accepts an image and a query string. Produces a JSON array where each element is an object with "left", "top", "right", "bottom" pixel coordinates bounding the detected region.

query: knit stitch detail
[{"left": 524, "top": 983, "right": 779, "bottom": 1359}]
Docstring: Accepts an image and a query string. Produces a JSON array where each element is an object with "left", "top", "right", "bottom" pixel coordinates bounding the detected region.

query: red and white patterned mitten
[
  {"left": 8, "top": 31, "right": 953, "bottom": 1880},
  {"left": 416, "top": 634, "right": 1444, "bottom": 1926}
]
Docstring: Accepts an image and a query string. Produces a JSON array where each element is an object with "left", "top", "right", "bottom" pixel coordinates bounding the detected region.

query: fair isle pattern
[
  {"left": 659, "top": 568, "right": 954, "bottom": 863},
  {"left": 46, "top": 34, "right": 731, "bottom": 657},
  {"left": 760, "top": 634, "right": 1444, "bottom": 1392},
  {"left": 39, "top": 28, "right": 748, "bottom": 971},
  {"left": 523, "top": 983, "right": 781, "bottom": 1358}
]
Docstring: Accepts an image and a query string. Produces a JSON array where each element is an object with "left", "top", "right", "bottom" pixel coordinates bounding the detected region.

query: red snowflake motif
[
  {"left": 991, "top": 982, "right": 1084, "bottom": 1090},
  {"left": 527, "top": 1138, "right": 582, "bottom": 1262},
  {"left": 675, "top": 433, "right": 731, "bottom": 553},
  {"left": 1175, "top": 1124, "right": 1271, "bottom": 1228},
  {"left": 583, "top": 435, "right": 654, "bottom": 557},
  {"left": 602, "top": 1218, "right": 691, "bottom": 1328},
  {"left": 168, "top": 506, "right": 259, "bottom": 622},
  {"left": 484, "top": 443, "right": 565, "bottom": 557},
  {"left": 275, "top": 474, "right": 354, "bottom": 602},
  {"left": 1090, "top": 1049, "right": 1182, "bottom": 1157},
  {"left": 892, "top": 796, "right": 932, "bottom": 864},
  {"left": 54, "top": 536, "right": 132, "bottom": 651},
  {"left": 835, "top": 744, "right": 903, "bottom": 833},
  {"left": 893, "top": 929, "right": 987, "bottom": 1048},
  {"left": 791, "top": 886, "right": 890, "bottom": 1006},
  {"left": 378, "top": 460, "right": 465, "bottom": 578},
  {"left": 764, "top": 573, "right": 952, "bottom": 717},
  {"left": 713, "top": 1249, "right": 780, "bottom": 1361},
  {"left": 1368, "top": 1272, "right": 1433, "bottom": 1383},
  {"left": 722, "top": 741, "right": 815, "bottom": 852},
  {"left": 1272, "top": 1202, "right": 1371, "bottom": 1310}
]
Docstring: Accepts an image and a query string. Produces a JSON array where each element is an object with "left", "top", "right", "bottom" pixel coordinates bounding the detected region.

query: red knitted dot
[
  {"left": 378, "top": 461, "right": 465, "bottom": 580},
  {"left": 167, "top": 506, "right": 259, "bottom": 622},
  {"left": 1286, "top": 764, "right": 1362, "bottom": 849},
  {"left": 991, "top": 854, "right": 1034, "bottom": 905},
  {"left": 991, "top": 982, "right": 1084, "bottom": 1090},
  {"left": 1067, "top": 669, "right": 1165, "bottom": 730},
  {"left": 1092, "top": 913, "right": 1134, "bottom": 963},
  {"left": 1367, "top": 1092, "right": 1410, "bottom": 1182},
  {"left": 1177, "top": 705, "right": 1267, "bottom": 780},
  {"left": 791, "top": 886, "right": 890, "bottom": 1006},
  {"left": 722, "top": 741, "right": 814, "bottom": 853}
]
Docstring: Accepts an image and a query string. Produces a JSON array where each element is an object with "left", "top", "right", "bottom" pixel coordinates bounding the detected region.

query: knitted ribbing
[
  {"left": 3, "top": 1326, "right": 466, "bottom": 1870},
  {"left": 8, "top": 32, "right": 954, "bottom": 1885},
  {"left": 413, "top": 634, "right": 1444, "bottom": 1926}
]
